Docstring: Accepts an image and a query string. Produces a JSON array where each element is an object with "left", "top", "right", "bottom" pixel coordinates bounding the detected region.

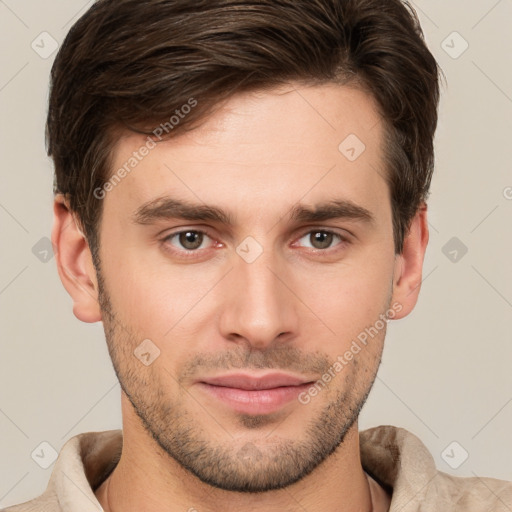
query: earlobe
[
  {"left": 51, "top": 194, "right": 102, "bottom": 323},
  {"left": 390, "top": 204, "right": 429, "bottom": 320}
]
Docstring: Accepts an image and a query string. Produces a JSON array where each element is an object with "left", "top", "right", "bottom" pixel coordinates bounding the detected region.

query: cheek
[
  {"left": 100, "top": 246, "right": 223, "bottom": 340},
  {"left": 296, "top": 253, "right": 395, "bottom": 354}
]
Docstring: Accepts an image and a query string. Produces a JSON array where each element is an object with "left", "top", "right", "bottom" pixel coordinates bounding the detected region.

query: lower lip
[{"left": 197, "top": 382, "right": 312, "bottom": 415}]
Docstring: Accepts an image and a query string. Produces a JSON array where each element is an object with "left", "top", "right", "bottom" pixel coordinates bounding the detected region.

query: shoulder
[
  {"left": 360, "top": 425, "right": 511, "bottom": 511},
  {"left": 2, "top": 493, "right": 60, "bottom": 512},
  {"left": 2, "top": 429, "right": 122, "bottom": 512},
  {"left": 430, "top": 470, "right": 512, "bottom": 511}
]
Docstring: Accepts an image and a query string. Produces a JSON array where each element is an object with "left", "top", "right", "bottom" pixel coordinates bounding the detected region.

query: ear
[
  {"left": 51, "top": 194, "right": 102, "bottom": 323},
  {"left": 390, "top": 203, "right": 429, "bottom": 319}
]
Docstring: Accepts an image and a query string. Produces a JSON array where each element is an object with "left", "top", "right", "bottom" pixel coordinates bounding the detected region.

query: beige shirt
[{"left": 3, "top": 425, "right": 511, "bottom": 511}]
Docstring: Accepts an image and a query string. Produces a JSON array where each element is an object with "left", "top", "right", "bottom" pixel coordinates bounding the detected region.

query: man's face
[{"left": 96, "top": 83, "right": 399, "bottom": 491}]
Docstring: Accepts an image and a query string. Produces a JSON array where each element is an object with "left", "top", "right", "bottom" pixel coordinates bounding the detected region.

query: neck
[{"left": 95, "top": 398, "right": 380, "bottom": 512}]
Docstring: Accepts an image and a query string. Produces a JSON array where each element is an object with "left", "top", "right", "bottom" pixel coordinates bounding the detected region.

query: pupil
[
  {"left": 312, "top": 231, "right": 332, "bottom": 249},
  {"left": 180, "top": 231, "right": 203, "bottom": 249}
]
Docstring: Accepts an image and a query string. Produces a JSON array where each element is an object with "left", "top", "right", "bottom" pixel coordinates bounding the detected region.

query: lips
[
  {"left": 201, "top": 373, "right": 310, "bottom": 390},
  {"left": 196, "top": 372, "right": 314, "bottom": 415}
]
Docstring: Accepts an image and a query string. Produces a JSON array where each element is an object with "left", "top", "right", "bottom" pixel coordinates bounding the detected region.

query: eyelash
[{"left": 160, "top": 228, "right": 350, "bottom": 259}]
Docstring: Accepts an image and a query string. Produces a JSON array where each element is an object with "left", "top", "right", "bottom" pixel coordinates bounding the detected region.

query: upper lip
[{"left": 200, "top": 373, "right": 312, "bottom": 390}]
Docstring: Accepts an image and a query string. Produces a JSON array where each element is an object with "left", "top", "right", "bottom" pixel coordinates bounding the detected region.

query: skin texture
[{"left": 53, "top": 83, "right": 428, "bottom": 512}]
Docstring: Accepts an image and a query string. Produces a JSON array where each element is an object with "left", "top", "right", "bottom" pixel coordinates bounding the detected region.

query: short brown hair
[{"left": 47, "top": 0, "right": 440, "bottom": 257}]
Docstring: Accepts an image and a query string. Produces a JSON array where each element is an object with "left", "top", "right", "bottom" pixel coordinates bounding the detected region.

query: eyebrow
[
  {"left": 133, "top": 197, "right": 233, "bottom": 225},
  {"left": 132, "top": 196, "right": 374, "bottom": 227},
  {"left": 288, "top": 200, "right": 374, "bottom": 225}
]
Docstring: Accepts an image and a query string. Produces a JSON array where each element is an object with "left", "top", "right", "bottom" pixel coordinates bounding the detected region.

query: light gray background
[{"left": 1, "top": 0, "right": 511, "bottom": 508}]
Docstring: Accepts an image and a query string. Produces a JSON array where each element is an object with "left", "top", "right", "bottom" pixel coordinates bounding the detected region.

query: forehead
[
  {"left": 158, "top": 83, "right": 383, "bottom": 162},
  {"left": 104, "top": 83, "right": 387, "bottom": 225}
]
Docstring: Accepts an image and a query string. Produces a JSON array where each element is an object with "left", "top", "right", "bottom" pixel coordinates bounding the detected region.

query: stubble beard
[{"left": 96, "top": 270, "right": 384, "bottom": 493}]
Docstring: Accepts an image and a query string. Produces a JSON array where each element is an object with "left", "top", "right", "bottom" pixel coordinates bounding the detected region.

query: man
[{"left": 4, "top": 0, "right": 511, "bottom": 511}]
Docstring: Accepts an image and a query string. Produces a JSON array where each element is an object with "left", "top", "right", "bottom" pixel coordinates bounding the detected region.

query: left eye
[
  {"left": 165, "top": 230, "right": 213, "bottom": 251},
  {"left": 297, "top": 230, "right": 345, "bottom": 250}
]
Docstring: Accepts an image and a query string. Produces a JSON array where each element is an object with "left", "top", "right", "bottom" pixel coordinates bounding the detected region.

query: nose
[{"left": 218, "top": 247, "right": 299, "bottom": 350}]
